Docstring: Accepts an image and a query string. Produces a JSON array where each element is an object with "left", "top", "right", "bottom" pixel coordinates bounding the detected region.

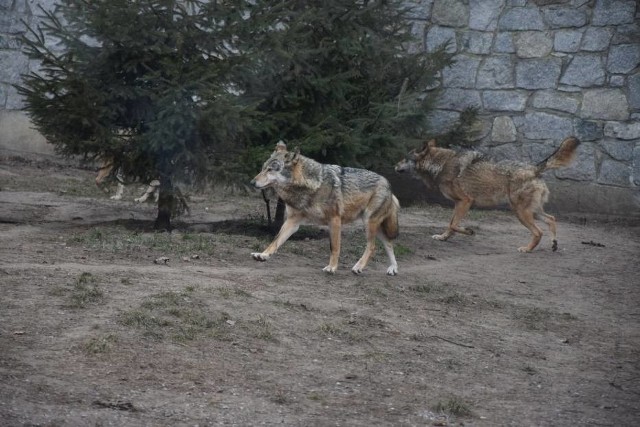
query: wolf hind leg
[
  {"left": 537, "top": 211, "right": 557, "bottom": 251},
  {"left": 513, "top": 207, "right": 543, "bottom": 252},
  {"left": 252, "top": 214, "right": 301, "bottom": 261},
  {"left": 352, "top": 219, "right": 379, "bottom": 275},
  {"left": 379, "top": 230, "right": 398, "bottom": 276},
  {"left": 433, "top": 197, "right": 474, "bottom": 240}
]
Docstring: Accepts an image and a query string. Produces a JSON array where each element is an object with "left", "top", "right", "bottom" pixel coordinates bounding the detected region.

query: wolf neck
[
  {"left": 274, "top": 154, "right": 324, "bottom": 203},
  {"left": 417, "top": 149, "right": 456, "bottom": 179}
]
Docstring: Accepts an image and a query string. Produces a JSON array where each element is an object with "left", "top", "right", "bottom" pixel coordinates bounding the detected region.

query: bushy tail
[
  {"left": 536, "top": 136, "right": 580, "bottom": 176},
  {"left": 381, "top": 195, "right": 400, "bottom": 240}
]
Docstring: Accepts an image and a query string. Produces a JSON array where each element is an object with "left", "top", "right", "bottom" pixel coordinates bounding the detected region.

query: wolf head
[
  {"left": 250, "top": 141, "right": 301, "bottom": 190},
  {"left": 395, "top": 139, "right": 437, "bottom": 173}
]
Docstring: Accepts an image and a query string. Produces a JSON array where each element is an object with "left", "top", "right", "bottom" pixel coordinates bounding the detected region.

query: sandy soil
[{"left": 1, "top": 156, "right": 639, "bottom": 426}]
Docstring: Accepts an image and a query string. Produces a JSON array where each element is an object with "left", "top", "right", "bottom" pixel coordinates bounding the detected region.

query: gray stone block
[
  {"left": 515, "top": 58, "right": 562, "bottom": 89},
  {"left": 404, "top": 0, "right": 435, "bottom": 20},
  {"left": 461, "top": 31, "right": 493, "bottom": 54},
  {"left": 429, "top": 109, "right": 460, "bottom": 134},
  {"left": 633, "top": 145, "right": 640, "bottom": 186},
  {"left": 543, "top": 7, "right": 588, "bottom": 28},
  {"left": 0, "top": 83, "right": 7, "bottom": 109},
  {"left": 514, "top": 31, "right": 553, "bottom": 58},
  {"left": 493, "top": 32, "right": 515, "bottom": 53},
  {"left": 581, "top": 89, "right": 629, "bottom": 120},
  {"left": 532, "top": 90, "right": 580, "bottom": 114},
  {"left": 482, "top": 90, "right": 528, "bottom": 111},
  {"left": 628, "top": 73, "right": 640, "bottom": 110},
  {"left": 559, "top": 54, "right": 606, "bottom": 87},
  {"left": 0, "top": 51, "right": 29, "bottom": 83},
  {"left": 498, "top": 7, "right": 544, "bottom": 31},
  {"left": 609, "top": 75, "right": 625, "bottom": 87},
  {"left": 611, "top": 22, "right": 640, "bottom": 45},
  {"left": 520, "top": 112, "right": 574, "bottom": 140},
  {"left": 592, "top": 0, "right": 636, "bottom": 26},
  {"left": 432, "top": 0, "right": 469, "bottom": 28},
  {"left": 554, "top": 29, "right": 583, "bottom": 53},
  {"left": 573, "top": 119, "right": 603, "bottom": 142},
  {"left": 601, "top": 139, "right": 635, "bottom": 161},
  {"left": 604, "top": 122, "right": 640, "bottom": 140},
  {"left": 555, "top": 141, "right": 596, "bottom": 181},
  {"left": 469, "top": 0, "right": 506, "bottom": 31},
  {"left": 598, "top": 158, "right": 631, "bottom": 187},
  {"left": 490, "top": 116, "right": 518, "bottom": 143},
  {"left": 426, "top": 25, "right": 457, "bottom": 53},
  {"left": 441, "top": 55, "right": 481, "bottom": 88},
  {"left": 607, "top": 44, "right": 640, "bottom": 74},
  {"left": 580, "top": 27, "right": 613, "bottom": 51},
  {"left": 523, "top": 141, "right": 556, "bottom": 163},
  {"left": 486, "top": 143, "right": 521, "bottom": 162},
  {"left": 477, "top": 56, "right": 515, "bottom": 89},
  {"left": 435, "top": 88, "right": 482, "bottom": 111}
]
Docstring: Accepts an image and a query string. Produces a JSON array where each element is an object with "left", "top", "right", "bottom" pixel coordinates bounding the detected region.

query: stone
[
  {"left": 514, "top": 31, "right": 553, "bottom": 58},
  {"left": 531, "top": 90, "right": 580, "bottom": 114},
  {"left": 429, "top": 109, "right": 460, "bottom": 134},
  {"left": 543, "top": 7, "right": 588, "bottom": 28},
  {"left": 486, "top": 143, "right": 521, "bottom": 161},
  {"left": 493, "top": 32, "right": 515, "bottom": 53},
  {"left": 482, "top": 90, "right": 529, "bottom": 111},
  {"left": 573, "top": 119, "right": 603, "bottom": 142},
  {"left": 477, "top": 56, "right": 514, "bottom": 89},
  {"left": 498, "top": 7, "right": 545, "bottom": 31},
  {"left": 491, "top": 116, "right": 517, "bottom": 143},
  {"left": 0, "top": 51, "right": 29, "bottom": 84},
  {"left": 404, "top": 0, "right": 435, "bottom": 20},
  {"left": 601, "top": 139, "right": 635, "bottom": 161},
  {"left": 554, "top": 29, "right": 583, "bottom": 53},
  {"left": 435, "top": 88, "right": 482, "bottom": 111},
  {"left": 609, "top": 75, "right": 625, "bottom": 87},
  {"left": 0, "top": 83, "right": 7, "bottom": 109},
  {"left": 592, "top": 0, "right": 636, "bottom": 26},
  {"left": 461, "top": 31, "right": 493, "bottom": 54},
  {"left": 581, "top": 89, "right": 629, "bottom": 121},
  {"left": 607, "top": 44, "right": 640, "bottom": 74},
  {"left": 523, "top": 142, "right": 557, "bottom": 164},
  {"left": 580, "top": 27, "right": 613, "bottom": 51},
  {"left": 469, "top": 0, "right": 506, "bottom": 31},
  {"left": 559, "top": 54, "right": 606, "bottom": 87},
  {"left": 628, "top": 73, "right": 640, "bottom": 110},
  {"left": 598, "top": 158, "right": 631, "bottom": 187},
  {"left": 612, "top": 22, "right": 640, "bottom": 45},
  {"left": 441, "top": 55, "right": 481, "bottom": 88},
  {"left": 633, "top": 146, "right": 640, "bottom": 186},
  {"left": 555, "top": 141, "right": 596, "bottom": 181},
  {"left": 426, "top": 26, "right": 457, "bottom": 53},
  {"left": 515, "top": 58, "right": 562, "bottom": 89},
  {"left": 432, "top": 0, "right": 469, "bottom": 28},
  {"left": 519, "top": 112, "right": 574, "bottom": 140},
  {"left": 604, "top": 122, "right": 640, "bottom": 140}
]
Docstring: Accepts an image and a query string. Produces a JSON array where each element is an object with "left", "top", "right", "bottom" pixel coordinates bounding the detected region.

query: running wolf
[
  {"left": 250, "top": 142, "right": 400, "bottom": 275},
  {"left": 395, "top": 136, "right": 580, "bottom": 252}
]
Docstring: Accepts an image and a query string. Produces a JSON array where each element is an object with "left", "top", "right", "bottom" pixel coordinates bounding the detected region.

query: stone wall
[
  {"left": 1, "top": 0, "right": 639, "bottom": 215},
  {"left": 410, "top": 0, "right": 640, "bottom": 215}
]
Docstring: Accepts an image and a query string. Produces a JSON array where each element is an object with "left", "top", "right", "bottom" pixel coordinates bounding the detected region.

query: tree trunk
[{"left": 154, "top": 176, "right": 174, "bottom": 231}]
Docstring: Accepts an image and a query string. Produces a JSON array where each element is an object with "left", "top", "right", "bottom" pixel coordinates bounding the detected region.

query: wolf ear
[
  {"left": 427, "top": 139, "right": 437, "bottom": 148},
  {"left": 275, "top": 140, "right": 287, "bottom": 153},
  {"left": 290, "top": 147, "right": 301, "bottom": 164}
]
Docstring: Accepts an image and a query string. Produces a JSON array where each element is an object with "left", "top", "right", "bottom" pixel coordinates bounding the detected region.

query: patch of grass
[
  {"left": 83, "top": 334, "right": 118, "bottom": 354},
  {"left": 67, "top": 272, "right": 104, "bottom": 308},
  {"left": 247, "top": 315, "right": 276, "bottom": 341},
  {"left": 440, "top": 291, "right": 467, "bottom": 305},
  {"left": 119, "top": 287, "right": 227, "bottom": 342},
  {"left": 433, "top": 396, "right": 472, "bottom": 417},
  {"left": 393, "top": 243, "right": 413, "bottom": 257},
  {"left": 408, "top": 282, "right": 443, "bottom": 294}
]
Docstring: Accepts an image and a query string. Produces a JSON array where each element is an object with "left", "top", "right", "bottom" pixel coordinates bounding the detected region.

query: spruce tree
[{"left": 18, "top": 0, "right": 260, "bottom": 230}]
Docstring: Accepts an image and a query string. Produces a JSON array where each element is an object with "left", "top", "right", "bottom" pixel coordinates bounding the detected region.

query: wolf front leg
[
  {"left": 251, "top": 214, "right": 301, "bottom": 262},
  {"left": 323, "top": 215, "right": 342, "bottom": 274}
]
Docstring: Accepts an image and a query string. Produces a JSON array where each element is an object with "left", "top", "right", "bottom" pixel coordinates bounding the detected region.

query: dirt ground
[{"left": 0, "top": 155, "right": 639, "bottom": 427}]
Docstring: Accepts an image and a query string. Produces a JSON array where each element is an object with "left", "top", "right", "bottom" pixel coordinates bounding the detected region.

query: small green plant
[
  {"left": 434, "top": 396, "right": 472, "bottom": 417},
  {"left": 83, "top": 334, "right": 118, "bottom": 354},
  {"left": 393, "top": 243, "right": 413, "bottom": 257},
  {"left": 68, "top": 272, "right": 103, "bottom": 308}
]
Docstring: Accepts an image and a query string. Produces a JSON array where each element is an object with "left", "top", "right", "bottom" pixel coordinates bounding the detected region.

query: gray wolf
[
  {"left": 250, "top": 141, "right": 400, "bottom": 275},
  {"left": 95, "top": 157, "right": 160, "bottom": 203},
  {"left": 395, "top": 136, "right": 580, "bottom": 252}
]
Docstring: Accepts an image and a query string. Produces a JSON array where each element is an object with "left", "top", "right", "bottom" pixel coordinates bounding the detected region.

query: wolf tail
[
  {"left": 535, "top": 136, "right": 580, "bottom": 176},
  {"left": 381, "top": 195, "right": 400, "bottom": 240}
]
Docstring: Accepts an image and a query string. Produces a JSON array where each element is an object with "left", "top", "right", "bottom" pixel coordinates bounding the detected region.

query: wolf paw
[
  {"left": 552, "top": 239, "right": 558, "bottom": 252},
  {"left": 110, "top": 195, "right": 123, "bottom": 201},
  {"left": 517, "top": 246, "right": 531, "bottom": 253},
  {"left": 323, "top": 265, "right": 337, "bottom": 274},
  {"left": 351, "top": 265, "right": 363, "bottom": 275},
  {"left": 386, "top": 266, "right": 398, "bottom": 276},
  {"left": 251, "top": 252, "right": 270, "bottom": 261},
  {"left": 432, "top": 234, "right": 448, "bottom": 241}
]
